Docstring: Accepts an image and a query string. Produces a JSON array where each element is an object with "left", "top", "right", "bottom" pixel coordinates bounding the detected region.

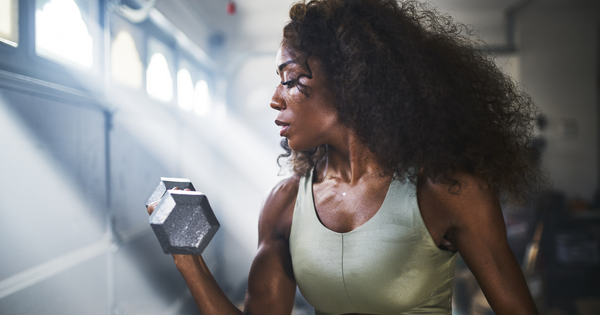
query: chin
[
  {"left": 286, "top": 138, "right": 305, "bottom": 152},
  {"left": 287, "top": 141, "right": 302, "bottom": 152},
  {"left": 287, "top": 138, "right": 320, "bottom": 153}
]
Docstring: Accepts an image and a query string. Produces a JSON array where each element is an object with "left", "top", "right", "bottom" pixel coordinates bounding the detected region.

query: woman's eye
[{"left": 281, "top": 79, "right": 296, "bottom": 88}]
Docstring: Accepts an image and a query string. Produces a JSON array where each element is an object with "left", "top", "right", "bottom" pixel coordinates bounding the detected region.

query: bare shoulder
[
  {"left": 259, "top": 174, "right": 301, "bottom": 241},
  {"left": 418, "top": 171, "right": 503, "bottom": 231},
  {"left": 263, "top": 175, "right": 301, "bottom": 217},
  {"left": 266, "top": 175, "right": 301, "bottom": 205}
]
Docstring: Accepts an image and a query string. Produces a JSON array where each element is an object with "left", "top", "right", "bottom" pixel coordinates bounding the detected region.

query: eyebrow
[{"left": 276, "top": 60, "right": 296, "bottom": 75}]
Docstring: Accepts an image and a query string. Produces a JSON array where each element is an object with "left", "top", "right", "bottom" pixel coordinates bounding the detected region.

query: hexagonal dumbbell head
[
  {"left": 145, "top": 177, "right": 196, "bottom": 207},
  {"left": 149, "top": 190, "right": 220, "bottom": 255}
]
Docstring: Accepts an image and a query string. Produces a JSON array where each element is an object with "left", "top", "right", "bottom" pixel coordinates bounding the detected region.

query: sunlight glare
[
  {"left": 146, "top": 53, "right": 173, "bottom": 102},
  {"left": 36, "top": 0, "right": 93, "bottom": 68},
  {"left": 111, "top": 31, "right": 143, "bottom": 89},
  {"left": 0, "top": 0, "right": 18, "bottom": 47},
  {"left": 194, "top": 80, "right": 211, "bottom": 116},
  {"left": 177, "top": 69, "right": 194, "bottom": 110}
]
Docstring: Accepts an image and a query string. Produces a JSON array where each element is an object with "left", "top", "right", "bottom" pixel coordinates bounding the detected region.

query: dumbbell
[{"left": 145, "top": 177, "right": 220, "bottom": 255}]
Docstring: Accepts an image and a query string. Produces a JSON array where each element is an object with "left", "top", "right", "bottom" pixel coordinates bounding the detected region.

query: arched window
[
  {"left": 146, "top": 38, "right": 174, "bottom": 102},
  {"left": 0, "top": 0, "right": 18, "bottom": 47},
  {"left": 146, "top": 53, "right": 173, "bottom": 102},
  {"left": 111, "top": 31, "right": 143, "bottom": 89},
  {"left": 194, "top": 80, "right": 211, "bottom": 116},
  {"left": 35, "top": 0, "right": 94, "bottom": 68},
  {"left": 177, "top": 69, "right": 194, "bottom": 110}
]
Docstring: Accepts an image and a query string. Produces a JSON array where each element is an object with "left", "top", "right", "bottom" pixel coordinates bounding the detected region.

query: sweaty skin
[{"left": 147, "top": 45, "right": 539, "bottom": 315}]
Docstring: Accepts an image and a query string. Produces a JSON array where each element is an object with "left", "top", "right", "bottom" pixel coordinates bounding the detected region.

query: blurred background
[{"left": 0, "top": 0, "right": 598, "bottom": 314}]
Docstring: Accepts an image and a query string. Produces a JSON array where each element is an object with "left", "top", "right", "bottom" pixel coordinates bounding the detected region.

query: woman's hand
[
  {"left": 146, "top": 187, "right": 190, "bottom": 215},
  {"left": 146, "top": 201, "right": 158, "bottom": 216},
  {"left": 145, "top": 187, "right": 244, "bottom": 314}
]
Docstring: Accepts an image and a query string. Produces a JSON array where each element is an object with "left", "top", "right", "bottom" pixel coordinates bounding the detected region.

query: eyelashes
[
  {"left": 280, "top": 71, "right": 312, "bottom": 96},
  {"left": 280, "top": 76, "right": 312, "bottom": 96},
  {"left": 281, "top": 79, "right": 297, "bottom": 88}
]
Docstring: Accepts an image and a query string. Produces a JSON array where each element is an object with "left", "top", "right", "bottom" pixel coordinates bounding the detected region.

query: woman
[{"left": 148, "top": 0, "right": 545, "bottom": 314}]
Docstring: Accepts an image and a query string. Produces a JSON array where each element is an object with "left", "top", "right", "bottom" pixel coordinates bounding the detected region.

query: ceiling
[{"left": 155, "top": 0, "right": 525, "bottom": 63}]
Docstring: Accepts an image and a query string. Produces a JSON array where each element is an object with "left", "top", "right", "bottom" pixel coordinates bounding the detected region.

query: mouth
[{"left": 275, "top": 120, "right": 290, "bottom": 137}]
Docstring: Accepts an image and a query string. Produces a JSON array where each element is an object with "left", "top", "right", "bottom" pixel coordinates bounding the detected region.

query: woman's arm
[
  {"left": 244, "top": 176, "right": 299, "bottom": 314},
  {"left": 171, "top": 254, "right": 242, "bottom": 314},
  {"left": 146, "top": 176, "right": 299, "bottom": 315},
  {"left": 419, "top": 174, "right": 539, "bottom": 315}
]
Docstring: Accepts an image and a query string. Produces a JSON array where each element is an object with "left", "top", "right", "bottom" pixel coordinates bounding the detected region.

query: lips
[{"left": 275, "top": 120, "right": 290, "bottom": 137}]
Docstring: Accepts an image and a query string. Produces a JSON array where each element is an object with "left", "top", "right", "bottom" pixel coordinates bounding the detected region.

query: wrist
[{"left": 172, "top": 254, "right": 199, "bottom": 270}]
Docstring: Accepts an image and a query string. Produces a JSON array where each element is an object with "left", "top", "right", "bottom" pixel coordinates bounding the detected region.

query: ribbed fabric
[{"left": 289, "top": 170, "right": 457, "bottom": 315}]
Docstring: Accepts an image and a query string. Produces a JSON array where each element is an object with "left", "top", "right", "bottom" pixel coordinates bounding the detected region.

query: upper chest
[
  {"left": 312, "top": 176, "right": 392, "bottom": 233},
  {"left": 307, "top": 174, "right": 456, "bottom": 248}
]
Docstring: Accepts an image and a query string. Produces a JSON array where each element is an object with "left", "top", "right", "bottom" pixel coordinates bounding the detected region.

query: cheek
[
  {"left": 284, "top": 96, "right": 309, "bottom": 124},
  {"left": 285, "top": 86, "right": 309, "bottom": 103}
]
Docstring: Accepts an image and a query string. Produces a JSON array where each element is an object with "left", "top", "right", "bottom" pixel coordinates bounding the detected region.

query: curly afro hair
[{"left": 277, "top": 0, "right": 547, "bottom": 204}]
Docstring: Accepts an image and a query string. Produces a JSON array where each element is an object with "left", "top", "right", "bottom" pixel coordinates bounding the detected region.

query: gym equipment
[
  {"left": 146, "top": 177, "right": 220, "bottom": 255},
  {"left": 145, "top": 177, "right": 196, "bottom": 207}
]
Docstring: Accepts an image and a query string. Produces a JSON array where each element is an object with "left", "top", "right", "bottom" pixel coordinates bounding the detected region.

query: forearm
[
  {"left": 173, "top": 255, "right": 244, "bottom": 315},
  {"left": 475, "top": 247, "right": 539, "bottom": 315}
]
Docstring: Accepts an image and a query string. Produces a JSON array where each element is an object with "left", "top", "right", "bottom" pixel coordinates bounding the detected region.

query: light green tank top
[{"left": 289, "top": 170, "right": 457, "bottom": 315}]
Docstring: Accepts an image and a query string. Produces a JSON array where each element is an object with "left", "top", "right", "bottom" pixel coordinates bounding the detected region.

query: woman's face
[{"left": 271, "top": 45, "right": 340, "bottom": 152}]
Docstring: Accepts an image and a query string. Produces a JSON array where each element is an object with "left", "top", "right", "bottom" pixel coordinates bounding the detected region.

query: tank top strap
[{"left": 291, "top": 169, "right": 315, "bottom": 230}]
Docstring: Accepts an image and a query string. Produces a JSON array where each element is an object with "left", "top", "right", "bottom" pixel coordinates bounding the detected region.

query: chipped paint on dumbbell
[
  {"left": 145, "top": 177, "right": 196, "bottom": 207},
  {"left": 149, "top": 190, "right": 220, "bottom": 255}
]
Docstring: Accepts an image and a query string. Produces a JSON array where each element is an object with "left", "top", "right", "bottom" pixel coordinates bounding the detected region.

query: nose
[{"left": 270, "top": 87, "right": 285, "bottom": 111}]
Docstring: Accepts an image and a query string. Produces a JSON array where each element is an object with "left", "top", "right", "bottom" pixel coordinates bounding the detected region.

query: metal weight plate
[
  {"left": 145, "top": 177, "right": 196, "bottom": 207},
  {"left": 149, "top": 190, "right": 220, "bottom": 255}
]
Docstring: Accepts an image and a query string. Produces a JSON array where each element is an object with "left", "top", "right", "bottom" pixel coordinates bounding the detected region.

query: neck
[{"left": 319, "top": 132, "right": 386, "bottom": 184}]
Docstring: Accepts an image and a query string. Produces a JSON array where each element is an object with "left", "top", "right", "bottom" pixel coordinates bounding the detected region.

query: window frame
[
  {"left": 109, "top": 12, "right": 145, "bottom": 91},
  {"left": 33, "top": 0, "right": 101, "bottom": 72},
  {"left": 0, "top": 0, "right": 216, "bottom": 114},
  {"left": 0, "top": 0, "right": 20, "bottom": 48}
]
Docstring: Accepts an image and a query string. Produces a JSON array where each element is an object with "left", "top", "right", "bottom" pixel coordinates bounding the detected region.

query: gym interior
[{"left": 0, "top": 0, "right": 598, "bottom": 314}]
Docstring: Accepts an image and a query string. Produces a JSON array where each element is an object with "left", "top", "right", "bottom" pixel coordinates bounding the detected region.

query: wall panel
[{"left": 0, "top": 87, "right": 107, "bottom": 280}]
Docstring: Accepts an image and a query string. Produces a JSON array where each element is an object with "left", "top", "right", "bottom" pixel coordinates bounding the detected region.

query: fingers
[
  {"left": 172, "top": 187, "right": 192, "bottom": 191},
  {"left": 171, "top": 187, "right": 192, "bottom": 191},
  {"left": 147, "top": 187, "right": 191, "bottom": 216},
  {"left": 147, "top": 200, "right": 159, "bottom": 216}
]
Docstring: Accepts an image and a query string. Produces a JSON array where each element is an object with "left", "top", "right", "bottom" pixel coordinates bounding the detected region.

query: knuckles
[{"left": 146, "top": 187, "right": 191, "bottom": 216}]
